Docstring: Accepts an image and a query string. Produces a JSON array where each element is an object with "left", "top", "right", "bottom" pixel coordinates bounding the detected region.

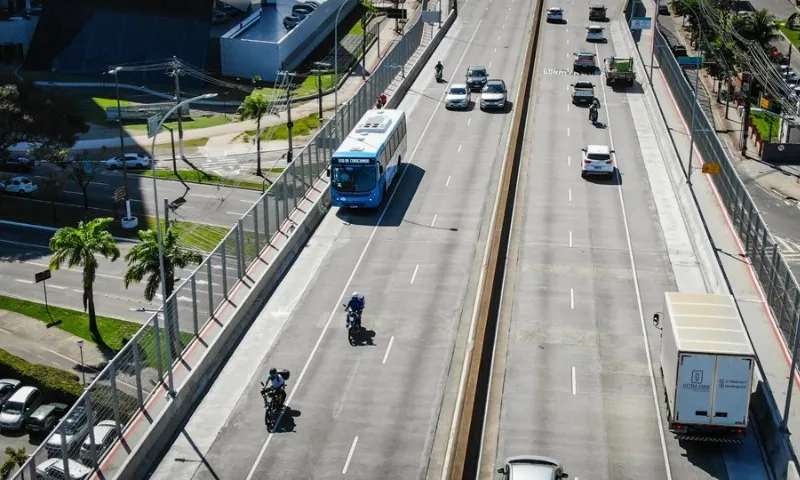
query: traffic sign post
[
  {"left": 630, "top": 17, "right": 652, "bottom": 29},
  {"left": 702, "top": 163, "right": 721, "bottom": 175},
  {"left": 34, "top": 269, "right": 59, "bottom": 327}
]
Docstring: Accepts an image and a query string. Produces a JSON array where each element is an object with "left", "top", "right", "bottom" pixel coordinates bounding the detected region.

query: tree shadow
[
  {"left": 335, "top": 163, "right": 425, "bottom": 227},
  {"left": 269, "top": 407, "right": 300, "bottom": 434}
]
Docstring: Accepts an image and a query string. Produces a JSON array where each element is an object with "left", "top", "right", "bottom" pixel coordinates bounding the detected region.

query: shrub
[{"left": 0, "top": 348, "right": 83, "bottom": 404}]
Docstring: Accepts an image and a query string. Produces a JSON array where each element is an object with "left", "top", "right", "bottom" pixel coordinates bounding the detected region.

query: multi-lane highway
[
  {"left": 0, "top": 224, "right": 228, "bottom": 324},
  {"left": 477, "top": 1, "right": 744, "bottom": 478},
  {"left": 148, "top": 0, "right": 535, "bottom": 477}
]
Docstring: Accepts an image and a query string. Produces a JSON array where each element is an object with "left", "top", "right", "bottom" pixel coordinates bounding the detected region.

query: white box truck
[{"left": 654, "top": 292, "right": 755, "bottom": 442}]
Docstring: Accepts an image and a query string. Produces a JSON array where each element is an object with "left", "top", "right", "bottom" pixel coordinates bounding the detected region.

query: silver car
[
  {"left": 445, "top": 83, "right": 471, "bottom": 110},
  {"left": 497, "top": 455, "right": 569, "bottom": 480},
  {"left": 480, "top": 79, "right": 507, "bottom": 110}
]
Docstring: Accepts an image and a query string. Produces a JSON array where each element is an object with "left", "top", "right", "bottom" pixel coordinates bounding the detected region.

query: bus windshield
[{"left": 332, "top": 165, "right": 377, "bottom": 193}]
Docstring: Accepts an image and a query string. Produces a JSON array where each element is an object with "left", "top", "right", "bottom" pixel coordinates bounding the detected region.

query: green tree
[
  {"left": 742, "top": 9, "right": 778, "bottom": 49},
  {"left": 123, "top": 228, "right": 202, "bottom": 302},
  {"left": 1, "top": 447, "right": 28, "bottom": 480},
  {"left": 49, "top": 218, "right": 121, "bottom": 346},
  {"left": 40, "top": 169, "right": 66, "bottom": 222},
  {"left": 66, "top": 150, "right": 103, "bottom": 218},
  {"left": 238, "top": 92, "right": 271, "bottom": 177}
]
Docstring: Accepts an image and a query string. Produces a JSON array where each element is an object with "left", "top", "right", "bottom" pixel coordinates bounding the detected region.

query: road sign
[
  {"left": 34, "top": 270, "right": 51, "bottom": 283},
  {"left": 386, "top": 8, "right": 407, "bottom": 19},
  {"left": 630, "top": 17, "right": 652, "bottom": 29},
  {"left": 114, "top": 187, "right": 126, "bottom": 203},
  {"left": 760, "top": 96, "right": 771, "bottom": 109},
  {"left": 702, "top": 163, "right": 721, "bottom": 175},
  {"left": 677, "top": 56, "right": 703, "bottom": 66},
  {"left": 147, "top": 114, "right": 162, "bottom": 139}
]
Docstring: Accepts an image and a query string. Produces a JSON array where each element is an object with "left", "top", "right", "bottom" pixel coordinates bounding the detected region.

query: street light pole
[
  {"left": 279, "top": 71, "right": 296, "bottom": 163},
  {"left": 108, "top": 67, "right": 132, "bottom": 216},
  {"left": 77, "top": 340, "right": 85, "bottom": 386},
  {"left": 650, "top": 0, "right": 659, "bottom": 84},
  {"left": 682, "top": 3, "right": 703, "bottom": 185},
  {"left": 312, "top": 61, "right": 331, "bottom": 120},
  {"left": 149, "top": 92, "right": 217, "bottom": 396},
  {"left": 334, "top": 0, "right": 352, "bottom": 112}
]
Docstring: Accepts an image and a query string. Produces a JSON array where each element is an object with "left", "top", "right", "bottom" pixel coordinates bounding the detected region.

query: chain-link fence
[{"left": 9, "top": 8, "right": 434, "bottom": 480}]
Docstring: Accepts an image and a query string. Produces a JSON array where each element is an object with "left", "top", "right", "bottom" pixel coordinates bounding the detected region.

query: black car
[
  {"left": 0, "top": 156, "right": 35, "bottom": 173},
  {"left": 0, "top": 379, "right": 21, "bottom": 407},
  {"left": 671, "top": 44, "right": 688, "bottom": 58},
  {"left": 465, "top": 66, "right": 489, "bottom": 91}
]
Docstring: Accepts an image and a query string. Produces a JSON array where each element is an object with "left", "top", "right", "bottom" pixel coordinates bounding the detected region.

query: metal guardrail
[{"left": 9, "top": 13, "right": 428, "bottom": 480}]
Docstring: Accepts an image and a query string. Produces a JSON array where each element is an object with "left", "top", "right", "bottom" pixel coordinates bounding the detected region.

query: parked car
[
  {"left": 0, "top": 156, "right": 35, "bottom": 172},
  {"left": 79, "top": 420, "right": 118, "bottom": 465},
  {"left": 104, "top": 153, "right": 151, "bottom": 170},
  {"left": 45, "top": 405, "right": 91, "bottom": 456},
  {"left": 27, "top": 403, "right": 69, "bottom": 436},
  {"left": 658, "top": 2, "right": 670, "bottom": 14},
  {"left": 0, "top": 386, "right": 42, "bottom": 431},
  {"left": 4, "top": 176, "right": 38, "bottom": 194},
  {"left": 35, "top": 458, "right": 91, "bottom": 480},
  {"left": 0, "top": 379, "right": 21, "bottom": 407}
]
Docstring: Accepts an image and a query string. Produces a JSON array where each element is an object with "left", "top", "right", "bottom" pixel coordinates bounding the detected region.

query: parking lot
[{"left": 1, "top": 425, "right": 44, "bottom": 469}]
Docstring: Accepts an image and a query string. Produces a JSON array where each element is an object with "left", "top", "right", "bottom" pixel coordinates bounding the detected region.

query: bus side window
[{"left": 379, "top": 165, "right": 384, "bottom": 175}]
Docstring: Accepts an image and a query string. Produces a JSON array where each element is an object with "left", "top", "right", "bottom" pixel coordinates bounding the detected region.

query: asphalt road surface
[
  {"left": 482, "top": 3, "right": 733, "bottom": 479},
  {"left": 0, "top": 224, "right": 228, "bottom": 326},
  {"left": 148, "top": 0, "right": 535, "bottom": 477}
]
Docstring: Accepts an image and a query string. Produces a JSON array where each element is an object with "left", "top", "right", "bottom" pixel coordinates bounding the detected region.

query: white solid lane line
[
  {"left": 595, "top": 42, "right": 673, "bottom": 480},
  {"left": 48, "top": 285, "right": 68, "bottom": 290},
  {"left": 569, "top": 231, "right": 573, "bottom": 248},
  {"left": 0, "top": 239, "right": 48, "bottom": 249},
  {"left": 431, "top": 214, "right": 438, "bottom": 228},
  {"left": 243, "top": 15, "right": 488, "bottom": 480},
  {"left": 567, "top": 127, "right": 570, "bottom": 137},
  {"left": 468, "top": 118, "right": 472, "bottom": 127},
  {"left": 14, "top": 279, "right": 33, "bottom": 285},
  {"left": 382, "top": 336, "right": 395, "bottom": 365},
  {"left": 568, "top": 188, "right": 572, "bottom": 202},
  {"left": 458, "top": 144, "right": 463, "bottom": 153},
  {"left": 569, "top": 288, "right": 574, "bottom": 309},
  {"left": 571, "top": 366, "right": 577, "bottom": 395},
  {"left": 342, "top": 436, "right": 359, "bottom": 474},
  {"left": 446, "top": 175, "right": 452, "bottom": 187},
  {"left": 410, "top": 265, "right": 420, "bottom": 284},
  {"left": 568, "top": 155, "right": 571, "bottom": 166}
]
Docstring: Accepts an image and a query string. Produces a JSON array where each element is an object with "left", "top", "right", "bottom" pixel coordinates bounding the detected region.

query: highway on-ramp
[
  {"left": 147, "top": 0, "right": 537, "bottom": 478},
  {"left": 478, "top": 2, "right": 761, "bottom": 479}
]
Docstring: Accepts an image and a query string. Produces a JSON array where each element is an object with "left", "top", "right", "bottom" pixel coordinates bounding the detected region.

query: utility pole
[
  {"left": 279, "top": 71, "right": 297, "bottom": 163},
  {"left": 362, "top": 11, "right": 368, "bottom": 79},
  {"left": 168, "top": 57, "right": 187, "bottom": 161},
  {"left": 741, "top": 72, "right": 751, "bottom": 154},
  {"left": 108, "top": 66, "right": 133, "bottom": 224},
  {"left": 312, "top": 61, "right": 331, "bottom": 120}
]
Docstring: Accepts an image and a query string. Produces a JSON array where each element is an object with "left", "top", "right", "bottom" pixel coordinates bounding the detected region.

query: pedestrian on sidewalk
[{"left": 376, "top": 92, "right": 388, "bottom": 109}]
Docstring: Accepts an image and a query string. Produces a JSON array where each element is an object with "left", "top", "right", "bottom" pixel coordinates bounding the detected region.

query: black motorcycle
[
  {"left": 260, "top": 369, "right": 291, "bottom": 429},
  {"left": 343, "top": 305, "right": 363, "bottom": 346},
  {"left": 589, "top": 107, "right": 599, "bottom": 123}
]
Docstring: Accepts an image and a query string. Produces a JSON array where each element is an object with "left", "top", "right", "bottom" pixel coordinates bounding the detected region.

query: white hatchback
[
  {"left": 546, "top": 7, "right": 564, "bottom": 22},
  {"left": 581, "top": 144, "right": 615, "bottom": 178},
  {"left": 445, "top": 83, "right": 471, "bottom": 110},
  {"left": 586, "top": 25, "right": 605, "bottom": 42},
  {"left": 4, "top": 176, "right": 37, "bottom": 194}
]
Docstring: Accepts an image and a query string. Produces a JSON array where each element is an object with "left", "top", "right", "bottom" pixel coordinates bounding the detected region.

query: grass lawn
[
  {"left": 127, "top": 115, "right": 233, "bottom": 132},
  {"left": 134, "top": 169, "right": 284, "bottom": 192},
  {"left": 776, "top": 20, "right": 800, "bottom": 47},
  {"left": 75, "top": 97, "right": 134, "bottom": 125},
  {"left": 241, "top": 113, "right": 320, "bottom": 141},
  {"left": 750, "top": 110, "right": 781, "bottom": 143},
  {"left": 155, "top": 137, "right": 209, "bottom": 148},
  {"left": 0, "top": 196, "right": 229, "bottom": 253}
]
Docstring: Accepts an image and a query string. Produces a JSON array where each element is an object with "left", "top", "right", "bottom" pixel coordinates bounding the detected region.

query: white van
[{"left": 0, "top": 386, "right": 41, "bottom": 431}]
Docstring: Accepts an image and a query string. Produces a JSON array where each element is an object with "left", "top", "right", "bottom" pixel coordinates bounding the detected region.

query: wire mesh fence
[
  {"left": 652, "top": 28, "right": 800, "bottom": 366},
  {"left": 8, "top": 8, "right": 433, "bottom": 479}
]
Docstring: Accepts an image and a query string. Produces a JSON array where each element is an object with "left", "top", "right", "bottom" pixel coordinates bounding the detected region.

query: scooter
[
  {"left": 589, "top": 108, "right": 598, "bottom": 123},
  {"left": 343, "top": 304, "right": 363, "bottom": 345},
  {"left": 435, "top": 68, "right": 443, "bottom": 82}
]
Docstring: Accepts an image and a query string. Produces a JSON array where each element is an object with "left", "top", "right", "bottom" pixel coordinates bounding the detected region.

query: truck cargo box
[{"left": 657, "top": 292, "right": 755, "bottom": 442}]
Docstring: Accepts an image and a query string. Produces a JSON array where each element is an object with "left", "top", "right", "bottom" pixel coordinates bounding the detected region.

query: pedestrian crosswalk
[{"left": 773, "top": 236, "right": 800, "bottom": 262}]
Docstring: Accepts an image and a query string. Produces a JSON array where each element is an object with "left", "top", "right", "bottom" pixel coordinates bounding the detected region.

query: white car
[
  {"left": 581, "top": 144, "right": 615, "bottom": 178},
  {"left": 586, "top": 25, "right": 605, "bottom": 42},
  {"left": 45, "top": 405, "right": 90, "bottom": 457},
  {"left": 79, "top": 419, "right": 118, "bottom": 464},
  {"left": 445, "top": 83, "right": 471, "bottom": 110},
  {"left": 546, "top": 7, "right": 564, "bottom": 22},
  {"left": 35, "top": 458, "right": 91, "bottom": 480},
  {"left": 4, "top": 176, "right": 37, "bottom": 194},
  {"left": 104, "top": 153, "right": 151, "bottom": 170}
]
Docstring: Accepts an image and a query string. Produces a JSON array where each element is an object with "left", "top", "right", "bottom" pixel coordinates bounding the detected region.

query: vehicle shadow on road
[
  {"left": 482, "top": 101, "right": 514, "bottom": 115},
  {"left": 351, "top": 328, "right": 376, "bottom": 347},
  {"left": 678, "top": 440, "right": 732, "bottom": 479},
  {"left": 610, "top": 82, "right": 644, "bottom": 95},
  {"left": 270, "top": 407, "right": 301, "bottom": 434},
  {"left": 335, "top": 163, "right": 425, "bottom": 228},
  {"left": 584, "top": 170, "right": 623, "bottom": 186}
]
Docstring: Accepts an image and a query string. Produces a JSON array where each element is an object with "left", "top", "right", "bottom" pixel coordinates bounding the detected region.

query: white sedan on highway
[
  {"left": 581, "top": 144, "right": 615, "bottom": 179},
  {"left": 445, "top": 83, "right": 471, "bottom": 110},
  {"left": 3, "top": 176, "right": 38, "bottom": 194},
  {"left": 104, "top": 153, "right": 152, "bottom": 170}
]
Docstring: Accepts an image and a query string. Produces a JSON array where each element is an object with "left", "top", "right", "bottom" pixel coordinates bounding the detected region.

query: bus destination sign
[{"left": 334, "top": 157, "right": 373, "bottom": 164}]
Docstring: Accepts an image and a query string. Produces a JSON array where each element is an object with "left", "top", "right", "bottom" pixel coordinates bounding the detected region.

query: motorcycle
[
  {"left": 260, "top": 369, "right": 291, "bottom": 429},
  {"left": 343, "top": 304, "right": 363, "bottom": 346},
  {"left": 435, "top": 68, "right": 443, "bottom": 82},
  {"left": 589, "top": 107, "right": 598, "bottom": 123}
]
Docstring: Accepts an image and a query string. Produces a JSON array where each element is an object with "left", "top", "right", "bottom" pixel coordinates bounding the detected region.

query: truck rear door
[
  {"left": 711, "top": 356, "right": 753, "bottom": 427},
  {"left": 676, "top": 354, "right": 715, "bottom": 424}
]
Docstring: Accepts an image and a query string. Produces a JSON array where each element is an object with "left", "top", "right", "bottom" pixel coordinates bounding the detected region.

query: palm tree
[
  {"left": 743, "top": 9, "right": 778, "bottom": 49},
  {"left": 238, "top": 91, "right": 271, "bottom": 178},
  {"left": 49, "top": 218, "right": 120, "bottom": 346},
  {"left": 1, "top": 447, "right": 28, "bottom": 480},
  {"left": 123, "top": 227, "right": 202, "bottom": 302}
]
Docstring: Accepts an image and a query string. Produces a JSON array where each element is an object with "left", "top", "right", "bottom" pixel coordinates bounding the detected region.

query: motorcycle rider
[
  {"left": 262, "top": 368, "right": 286, "bottom": 408},
  {"left": 589, "top": 98, "right": 599, "bottom": 122},
  {"left": 345, "top": 292, "right": 365, "bottom": 328},
  {"left": 435, "top": 60, "right": 444, "bottom": 80}
]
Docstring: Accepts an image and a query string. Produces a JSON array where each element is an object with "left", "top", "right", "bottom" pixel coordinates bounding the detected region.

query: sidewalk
[{"left": 636, "top": 2, "right": 800, "bottom": 467}]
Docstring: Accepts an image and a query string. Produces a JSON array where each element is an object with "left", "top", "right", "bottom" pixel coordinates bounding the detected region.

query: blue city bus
[{"left": 329, "top": 108, "right": 408, "bottom": 209}]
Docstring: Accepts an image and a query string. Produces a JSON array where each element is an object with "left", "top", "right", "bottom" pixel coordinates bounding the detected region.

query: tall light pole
[
  {"left": 681, "top": 2, "right": 703, "bottom": 185},
  {"left": 77, "top": 340, "right": 85, "bottom": 386},
  {"left": 334, "top": 0, "right": 354, "bottom": 112},
  {"left": 149, "top": 92, "right": 217, "bottom": 395},
  {"left": 107, "top": 67, "right": 133, "bottom": 225}
]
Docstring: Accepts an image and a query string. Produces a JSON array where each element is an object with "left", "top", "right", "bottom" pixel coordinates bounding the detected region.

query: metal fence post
[
  {"left": 291, "top": 165, "right": 299, "bottom": 210},
  {"left": 783, "top": 291, "right": 800, "bottom": 432},
  {"left": 61, "top": 427, "right": 70, "bottom": 475},
  {"left": 236, "top": 220, "right": 245, "bottom": 279},
  {"left": 84, "top": 391, "right": 99, "bottom": 469},
  {"left": 221, "top": 242, "right": 228, "bottom": 298},
  {"left": 191, "top": 275, "right": 199, "bottom": 336},
  {"left": 109, "top": 361, "right": 122, "bottom": 431},
  {"left": 133, "top": 338, "right": 144, "bottom": 408},
  {"left": 263, "top": 193, "right": 271, "bottom": 246},
  {"left": 281, "top": 173, "right": 290, "bottom": 221},
  {"left": 779, "top": 269, "right": 794, "bottom": 332},
  {"left": 152, "top": 314, "right": 164, "bottom": 381},
  {"left": 768, "top": 245, "right": 780, "bottom": 301},
  {"left": 207, "top": 259, "right": 214, "bottom": 316},
  {"left": 253, "top": 205, "right": 261, "bottom": 255}
]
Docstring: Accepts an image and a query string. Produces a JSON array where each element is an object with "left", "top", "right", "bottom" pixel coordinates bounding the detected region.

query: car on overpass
[
  {"left": 2, "top": 176, "right": 38, "bottom": 195},
  {"left": 497, "top": 455, "right": 569, "bottom": 480},
  {"left": 445, "top": 83, "right": 471, "bottom": 110},
  {"left": 581, "top": 144, "right": 615, "bottom": 179}
]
